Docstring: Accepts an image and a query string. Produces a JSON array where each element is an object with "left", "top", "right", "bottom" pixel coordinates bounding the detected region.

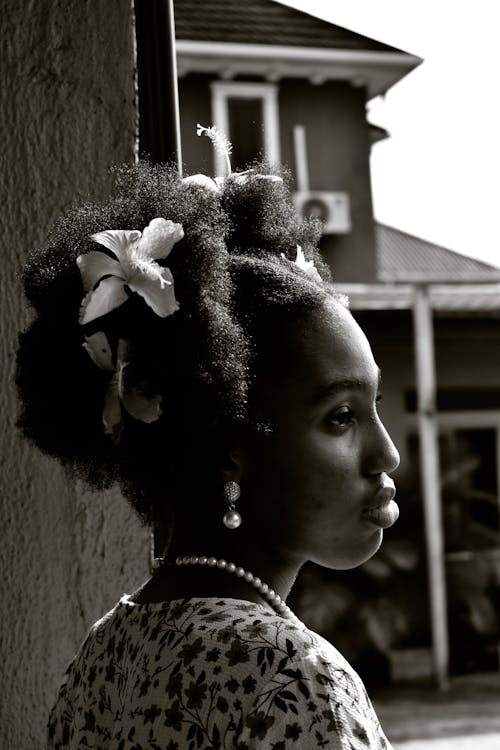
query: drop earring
[{"left": 222, "top": 480, "right": 242, "bottom": 529}]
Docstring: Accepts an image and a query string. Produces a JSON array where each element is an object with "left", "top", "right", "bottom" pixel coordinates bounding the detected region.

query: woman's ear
[
  {"left": 219, "top": 426, "right": 251, "bottom": 483},
  {"left": 221, "top": 447, "right": 244, "bottom": 483}
]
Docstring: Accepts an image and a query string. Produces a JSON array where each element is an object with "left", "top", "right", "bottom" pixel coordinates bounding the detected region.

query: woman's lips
[{"left": 362, "top": 485, "right": 399, "bottom": 529}]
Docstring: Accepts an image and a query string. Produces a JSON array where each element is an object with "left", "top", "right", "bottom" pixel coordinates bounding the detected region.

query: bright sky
[{"left": 280, "top": 0, "right": 500, "bottom": 268}]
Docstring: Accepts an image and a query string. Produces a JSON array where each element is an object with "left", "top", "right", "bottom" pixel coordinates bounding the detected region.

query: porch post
[
  {"left": 412, "top": 285, "right": 449, "bottom": 689},
  {"left": 134, "top": 0, "right": 183, "bottom": 173}
]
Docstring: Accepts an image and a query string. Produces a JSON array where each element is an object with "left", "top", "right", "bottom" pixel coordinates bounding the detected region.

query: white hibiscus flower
[
  {"left": 83, "top": 332, "right": 162, "bottom": 443},
  {"left": 77, "top": 217, "right": 184, "bottom": 325}
]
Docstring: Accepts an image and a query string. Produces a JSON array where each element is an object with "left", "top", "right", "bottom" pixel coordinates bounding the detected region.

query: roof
[
  {"left": 376, "top": 223, "right": 500, "bottom": 283},
  {"left": 174, "top": 0, "right": 422, "bottom": 98},
  {"left": 338, "top": 224, "right": 500, "bottom": 312},
  {"left": 175, "top": 0, "right": 403, "bottom": 52}
]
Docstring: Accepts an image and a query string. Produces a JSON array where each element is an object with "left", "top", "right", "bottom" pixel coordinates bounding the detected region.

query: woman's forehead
[
  {"left": 261, "top": 300, "right": 379, "bottom": 401},
  {"left": 297, "top": 300, "right": 374, "bottom": 369}
]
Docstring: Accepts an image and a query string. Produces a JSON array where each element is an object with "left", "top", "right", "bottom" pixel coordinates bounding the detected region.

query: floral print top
[{"left": 48, "top": 596, "right": 391, "bottom": 749}]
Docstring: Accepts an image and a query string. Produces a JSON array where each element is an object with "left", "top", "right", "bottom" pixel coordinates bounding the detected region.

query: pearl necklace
[{"left": 175, "top": 555, "right": 301, "bottom": 625}]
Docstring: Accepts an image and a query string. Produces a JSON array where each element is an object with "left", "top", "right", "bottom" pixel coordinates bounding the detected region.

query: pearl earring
[{"left": 222, "top": 480, "right": 242, "bottom": 529}]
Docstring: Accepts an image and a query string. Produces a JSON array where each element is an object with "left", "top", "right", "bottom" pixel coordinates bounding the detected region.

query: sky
[{"left": 280, "top": 0, "right": 500, "bottom": 268}]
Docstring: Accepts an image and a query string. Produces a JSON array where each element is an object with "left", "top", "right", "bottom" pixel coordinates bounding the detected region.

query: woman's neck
[{"left": 134, "top": 526, "right": 302, "bottom": 607}]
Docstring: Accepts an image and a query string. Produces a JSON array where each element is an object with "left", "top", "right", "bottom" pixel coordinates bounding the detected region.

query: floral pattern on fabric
[{"left": 48, "top": 597, "right": 391, "bottom": 749}]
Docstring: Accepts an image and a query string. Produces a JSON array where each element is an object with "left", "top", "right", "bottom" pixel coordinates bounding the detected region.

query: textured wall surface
[{"left": 0, "top": 1, "right": 148, "bottom": 746}]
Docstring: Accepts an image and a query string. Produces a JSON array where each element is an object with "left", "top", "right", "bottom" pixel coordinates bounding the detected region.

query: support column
[
  {"left": 134, "top": 0, "right": 183, "bottom": 172},
  {"left": 293, "top": 124, "right": 309, "bottom": 191},
  {"left": 412, "top": 285, "right": 449, "bottom": 689}
]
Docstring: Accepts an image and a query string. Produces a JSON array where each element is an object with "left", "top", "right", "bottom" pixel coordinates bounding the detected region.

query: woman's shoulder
[
  {"left": 64, "top": 595, "right": 361, "bottom": 701},
  {"left": 49, "top": 597, "right": 391, "bottom": 749},
  {"left": 111, "top": 595, "right": 369, "bottom": 708},
  {"left": 79, "top": 595, "right": 354, "bottom": 675}
]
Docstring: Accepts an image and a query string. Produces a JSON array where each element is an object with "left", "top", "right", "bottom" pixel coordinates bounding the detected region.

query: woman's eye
[{"left": 329, "top": 406, "right": 354, "bottom": 427}]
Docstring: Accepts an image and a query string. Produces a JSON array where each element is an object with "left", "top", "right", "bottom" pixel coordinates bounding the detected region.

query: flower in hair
[
  {"left": 181, "top": 124, "right": 284, "bottom": 189},
  {"left": 77, "top": 217, "right": 184, "bottom": 325},
  {"left": 282, "top": 245, "right": 322, "bottom": 283},
  {"left": 182, "top": 169, "right": 283, "bottom": 192},
  {"left": 197, "top": 123, "right": 233, "bottom": 176},
  {"left": 83, "top": 332, "right": 162, "bottom": 443}
]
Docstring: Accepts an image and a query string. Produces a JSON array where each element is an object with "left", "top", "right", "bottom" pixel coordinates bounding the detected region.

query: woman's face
[{"left": 241, "top": 298, "right": 400, "bottom": 570}]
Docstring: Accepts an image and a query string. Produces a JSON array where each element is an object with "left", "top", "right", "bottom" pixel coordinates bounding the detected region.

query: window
[{"left": 211, "top": 82, "right": 280, "bottom": 174}]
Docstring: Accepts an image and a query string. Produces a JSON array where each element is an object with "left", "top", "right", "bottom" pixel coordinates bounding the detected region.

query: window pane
[{"left": 227, "top": 97, "right": 263, "bottom": 170}]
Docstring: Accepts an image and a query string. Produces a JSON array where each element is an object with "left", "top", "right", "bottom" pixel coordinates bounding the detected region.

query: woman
[{"left": 17, "top": 156, "right": 399, "bottom": 749}]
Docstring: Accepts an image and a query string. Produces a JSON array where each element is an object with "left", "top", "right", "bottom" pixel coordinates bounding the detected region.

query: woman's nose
[{"left": 365, "top": 417, "right": 400, "bottom": 476}]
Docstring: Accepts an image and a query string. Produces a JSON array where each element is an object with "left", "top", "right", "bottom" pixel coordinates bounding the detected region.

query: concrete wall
[{"left": 0, "top": 2, "right": 148, "bottom": 746}]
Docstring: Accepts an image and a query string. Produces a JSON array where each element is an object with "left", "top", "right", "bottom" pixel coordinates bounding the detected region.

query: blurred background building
[{"left": 2, "top": 0, "right": 499, "bottom": 745}]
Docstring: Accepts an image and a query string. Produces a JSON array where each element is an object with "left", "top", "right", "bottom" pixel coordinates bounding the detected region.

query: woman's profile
[{"left": 17, "top": 135, "right": 400, "bottom": 748}]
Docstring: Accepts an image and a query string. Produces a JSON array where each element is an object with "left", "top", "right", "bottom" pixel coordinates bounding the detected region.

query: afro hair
[{"left": 16, "top": 161, "right": 336, "bottom": 525}]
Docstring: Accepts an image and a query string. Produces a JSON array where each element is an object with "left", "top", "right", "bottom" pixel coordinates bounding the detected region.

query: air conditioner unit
[{"left": 293, "top": 191, "right": 351, "bottom": 234}]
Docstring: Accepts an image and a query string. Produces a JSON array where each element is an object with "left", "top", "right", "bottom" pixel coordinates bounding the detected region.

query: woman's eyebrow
[{"left": 313, "top": 369, "right": 382, "bottom": 403}]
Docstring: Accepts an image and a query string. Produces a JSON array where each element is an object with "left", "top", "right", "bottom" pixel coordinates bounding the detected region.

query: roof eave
[
  {"left": 176, "top": 40, "right": 422, "bottom": 98},
  {"left": 378, "top": 271, "right": 500, "bottom": 284},
  {"left": 336, "top": 282, "right": 500, "bottom": 312}
]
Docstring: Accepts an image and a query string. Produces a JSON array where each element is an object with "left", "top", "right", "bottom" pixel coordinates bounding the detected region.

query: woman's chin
[{"left": 316, "top": 529, "right": 384, "bottom": 570}]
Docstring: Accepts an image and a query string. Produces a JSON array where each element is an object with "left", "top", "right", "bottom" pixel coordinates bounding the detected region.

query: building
[{"left": 137, "top": 0, "right": 421, "bottom": 284}]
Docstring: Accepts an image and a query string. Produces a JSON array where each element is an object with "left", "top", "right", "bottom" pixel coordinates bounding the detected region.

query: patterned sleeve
[
  {"left": 47, "top": 658, "right": 78, "bottom": 749},
  {"left": 46, "top": 621, "right": 104, "bottom": 750},
  {"left": 234, "top": 650, "right": 391, "bottom": 750}
]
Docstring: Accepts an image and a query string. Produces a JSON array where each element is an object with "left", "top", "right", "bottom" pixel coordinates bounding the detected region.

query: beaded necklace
[{"left": 173, "top": 555, "right": 301, "bottom": 625}]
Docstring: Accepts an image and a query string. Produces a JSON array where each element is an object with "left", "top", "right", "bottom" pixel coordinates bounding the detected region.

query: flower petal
[
  {"left": 229, "top": 170, "right": 283, "bottom": 185},
  {"left": 116, "top": 357, "right": 162, "bottom": 424},
  {"left": 116, "top": 338, "right": 128, "bottom": 363},
  {"left": 102, "top": 376, "right": 124, "bottom": 443},
  {"left": 79, "top": 276, "right": 129, "bottom": 324},
  {"left": 90, "top": 229, "right": 141, "bottom": 264},
  {"left": 295, "top": 245, "right": 307, "bottom": 268},
  {"left": 82, "top": 331, "right": 114, "bottom": 372},
  {"left": 128, "top": 270, "right": 179, "bottom": 318},
  {"left": 294, "top": 245, "right": 322, "bottom": 283},
  {"left": 121, "top": 384, "right": 162, "bottom": 423},
  {"left": 136, "top": 218, "right": 184, "bottom": 261},
  {"left": 77, "top": 251, "right": 123, "bottom": 292},
  {"left": 182, "top": 174, "right": 220, "bottom": 192}
]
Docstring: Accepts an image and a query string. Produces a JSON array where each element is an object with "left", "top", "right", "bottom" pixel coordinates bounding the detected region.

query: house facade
[{"left": 157, "top": 0, "right": 422, "bottom": 284}]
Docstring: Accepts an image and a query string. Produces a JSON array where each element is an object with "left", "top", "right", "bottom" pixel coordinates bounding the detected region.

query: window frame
[
  {"left": 210, "top": 81, "right": 280, "bottom": 175},
  {"left": 405, "top": 409, "right": 500, "bottom": 529}
]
